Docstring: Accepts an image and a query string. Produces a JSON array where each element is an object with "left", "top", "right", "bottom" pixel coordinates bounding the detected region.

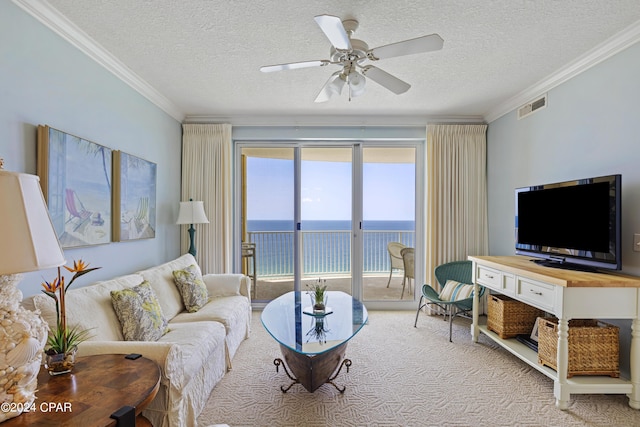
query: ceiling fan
[{"left": 260, "top": 15, "right": 444, "bottom": 103}]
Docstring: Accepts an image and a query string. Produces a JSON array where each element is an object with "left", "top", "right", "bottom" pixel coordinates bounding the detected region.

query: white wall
[
  {"left": 0, "top": 1, "right": 182, "bottom": 297},
  {"left": 487, "top": 41, "right": 640, "bottom": 376}
]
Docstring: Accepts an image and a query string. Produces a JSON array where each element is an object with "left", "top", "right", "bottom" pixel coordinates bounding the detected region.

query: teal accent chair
[{"left": 413, "top": 260, "right": 485, "bottom": 342}]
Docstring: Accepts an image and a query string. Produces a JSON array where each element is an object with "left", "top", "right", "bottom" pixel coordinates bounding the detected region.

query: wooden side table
[{"left": 2, "top": 354, "right": 160, "bottom": 426}]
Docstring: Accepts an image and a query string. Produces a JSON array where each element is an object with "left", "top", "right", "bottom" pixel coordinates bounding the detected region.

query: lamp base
[
  {"left": 0, "top": 274, "right": 48, "bottom": 422},
  {"left": 187, "top": 225, "right": 197, "bottom": 257}
]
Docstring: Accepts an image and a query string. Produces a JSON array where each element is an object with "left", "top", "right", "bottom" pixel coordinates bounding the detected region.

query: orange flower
[
  {"left": 41, "top": 277, "right": 63, "bottom": 294},
  {"left": 64, "top": 259, "right": 90, "bottom": 274}
]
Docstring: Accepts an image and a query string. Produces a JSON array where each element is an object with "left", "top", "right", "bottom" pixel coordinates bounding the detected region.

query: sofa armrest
[
  {"left": 202, "top": 274, "right": 251, "bottom": 303},
  {"left": 78, "top": 341, "right": 184, "bottom": 385}
]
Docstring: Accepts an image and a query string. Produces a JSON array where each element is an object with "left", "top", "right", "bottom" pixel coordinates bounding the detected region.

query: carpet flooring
[{"left": 197, "top": 310, "right": 640, "bottom": 427}]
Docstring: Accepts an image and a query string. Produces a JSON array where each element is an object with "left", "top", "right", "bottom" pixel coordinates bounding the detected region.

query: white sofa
[{"left": 24, "top": 254, "right": 251, "bottom": 427}]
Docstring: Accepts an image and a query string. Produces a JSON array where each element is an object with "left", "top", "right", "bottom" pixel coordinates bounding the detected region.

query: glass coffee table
[{"left": 261, "top": 290, "right": 368, "bottom": 393}]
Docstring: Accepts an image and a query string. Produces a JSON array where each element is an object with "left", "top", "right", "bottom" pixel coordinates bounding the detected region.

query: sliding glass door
[
  {"left": 239, "top": 142, "right": 420, "bottom": 306},
  {"left": 300, "top": 147, "right": 352, "bottom": 296},
  {"left": 362, "top": 147, "right": 416, "bottom": 301},
  {"left": 241, "top": 147, "right": 295, "bottom": 301}
]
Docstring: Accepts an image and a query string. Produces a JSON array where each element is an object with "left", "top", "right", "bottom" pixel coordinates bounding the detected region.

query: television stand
[
  {"left": 531, "top": 258, "right": 599, "bottom": 273},
  {"left": 469, "top": 255, "right": 640, "bottom": 410}
]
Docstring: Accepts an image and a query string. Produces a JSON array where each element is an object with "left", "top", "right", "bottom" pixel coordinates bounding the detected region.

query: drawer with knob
[
  {"left": 476, "top": 266, "right": 501, "bottom": 289},
  {"left": 516, "top": 277, "right": 555, "bottom": 311},
  {"left": 476, "top": 266, "right": 516, "bottom": 296}
]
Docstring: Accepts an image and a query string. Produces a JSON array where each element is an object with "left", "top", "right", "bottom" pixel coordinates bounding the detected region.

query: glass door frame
[{"left": 234, "top": 138, "right": 424, "bottom": 311}]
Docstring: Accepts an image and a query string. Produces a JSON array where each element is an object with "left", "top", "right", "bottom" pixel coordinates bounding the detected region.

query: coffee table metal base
[{"left": 274, "top": 342, "right": 352, "bottom": 393}]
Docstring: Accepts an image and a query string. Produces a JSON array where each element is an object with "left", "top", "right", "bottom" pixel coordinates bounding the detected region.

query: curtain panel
[
  {"left": 181, "top": 123, "right": 233, "bottom": 274},
  {"left": 426, "top": 124, "right": 489, "bottom": 290}
]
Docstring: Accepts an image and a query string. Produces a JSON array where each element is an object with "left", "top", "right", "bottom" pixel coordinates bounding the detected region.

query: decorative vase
[
  {"left": 44, "top": 346, "right": 77, "bottom": 375},
  {"left": 310, "top": 293, "right": 327, "bottom": 313}
]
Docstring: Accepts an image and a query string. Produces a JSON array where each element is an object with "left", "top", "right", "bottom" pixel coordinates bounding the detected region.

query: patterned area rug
[{"left": 198, "top": 311, "right": 640, "bottom": 427}]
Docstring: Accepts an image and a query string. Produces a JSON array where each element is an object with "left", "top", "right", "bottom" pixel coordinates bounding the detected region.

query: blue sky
[{"left": 246, "top": 157, "right": 415, "bottom": 221}]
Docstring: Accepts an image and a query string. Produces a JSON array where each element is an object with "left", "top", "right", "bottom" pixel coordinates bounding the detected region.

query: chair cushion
[
  {"left": 172, "top": 264, "right": 209, "bottom": 312},
  {"left": 111, "top": 281, "right": 169, "bottom": 341},
  {"left": 439, "top": 280, "right": 474, "bottom": 301}
]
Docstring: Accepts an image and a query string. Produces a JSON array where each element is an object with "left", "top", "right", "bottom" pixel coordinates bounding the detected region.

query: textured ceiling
[{"left": 34, "top": 1, "right": 640, "bottom": 123}]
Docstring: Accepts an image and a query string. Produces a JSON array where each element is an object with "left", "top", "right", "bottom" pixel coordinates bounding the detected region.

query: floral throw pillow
[
  {"left": 172, "top": 264, "right": 209, "bottom": 313},
  {"left": 111, "top": 281, "right": 169, "bottom": 341}
]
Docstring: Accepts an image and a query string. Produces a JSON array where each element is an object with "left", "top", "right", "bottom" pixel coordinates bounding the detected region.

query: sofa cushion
[
  {"left": 137, "top": 254, "right": 200, "bottom": 319},
  {"left": 172, "top": 264, "right": 209, "bottom": 312},
  {"left": 157, "top": 321, "right": 226, "bottom": 386},
  {"left": 203, "top": 274, "right": 244, "bottom": 298},
  {"left": 111, "top": 281, "right": 169, "bottom": 341},
  {"left": 171, "top": 295, "right": 249, "bottom": 334},
  {"left": 30, "top": 273, "right": 145, "bottom": 341}
]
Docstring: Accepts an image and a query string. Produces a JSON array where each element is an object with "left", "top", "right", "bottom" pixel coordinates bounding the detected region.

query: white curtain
[
  {"left": 426, "top": 124, "right": 489, "bottom": 289},
  {"left": 181, "top": 123, "right": 233, "bottom": 274}
]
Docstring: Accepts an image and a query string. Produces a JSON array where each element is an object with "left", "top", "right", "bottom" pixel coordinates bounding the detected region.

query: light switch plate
[{"left": 634, "top": 234, "right": 640, "bottom": 252}]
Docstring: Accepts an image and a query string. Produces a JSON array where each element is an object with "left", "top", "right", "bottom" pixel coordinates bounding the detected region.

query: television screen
[{"left": 515, "top": 174, "right": 621, "bottom": 271}]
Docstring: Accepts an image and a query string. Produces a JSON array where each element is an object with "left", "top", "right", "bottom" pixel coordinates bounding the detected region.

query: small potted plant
[
  {"left": 308, "top": 278, "right": 327, "bottom": 313},
  {"left": 41, "top": 259, "right": 99, "bottom": 375}
]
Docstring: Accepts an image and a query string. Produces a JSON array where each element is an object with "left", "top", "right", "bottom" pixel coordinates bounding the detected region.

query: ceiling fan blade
[
  {"left": 314, "top": 71, "right": 345, "bottom": 103},
  {"left": 260, "top": 60, "right": 329, "bottom": 73},
  {"left": 368, "top": 34, "right": 444, "bottom": 60},
  {"left": 361, "top": 66, "right": 410, "bottom": 94},
  {"left": 314, "top": 15, "right": 352, "bottom": 51}
]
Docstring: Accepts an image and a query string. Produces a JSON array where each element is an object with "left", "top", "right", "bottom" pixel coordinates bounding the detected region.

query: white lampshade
[
  {"left": 176, "top": 200, "right": 210, "bottom": 225},
  {"left": 0, "top": 170, "right": 66, "bottom": 275}
]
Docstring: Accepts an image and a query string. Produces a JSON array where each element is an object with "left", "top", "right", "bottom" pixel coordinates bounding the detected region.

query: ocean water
[{"left": 247, "top": 220, "right": 415, "bottom": 276}]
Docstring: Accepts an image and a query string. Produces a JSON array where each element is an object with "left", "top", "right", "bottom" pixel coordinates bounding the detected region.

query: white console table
[{"left": 469, "top": 255, "right": 640, "bottom": 409}]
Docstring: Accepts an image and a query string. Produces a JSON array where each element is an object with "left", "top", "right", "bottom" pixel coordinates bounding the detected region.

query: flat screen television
[{"left": 515, "top": 174, "right": 621, "bottom": 272}]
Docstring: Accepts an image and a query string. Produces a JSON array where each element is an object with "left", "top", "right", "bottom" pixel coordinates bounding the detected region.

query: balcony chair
[
  {"left": 413, "top": 260, "right": 485, "bottom": 342},
  {"left": 386, "top": 242, "right": 407, "bottom": 289},
  {"left": 242, "top": 242, "right": 257, "bottom": 298},
  {"left": 400, "top": 247, "right": 414, "bottom": 299}
]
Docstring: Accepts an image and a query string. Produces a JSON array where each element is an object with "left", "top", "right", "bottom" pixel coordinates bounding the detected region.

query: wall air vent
[{"left": 517, "top": 94, "right": 547, "bottom": 120}]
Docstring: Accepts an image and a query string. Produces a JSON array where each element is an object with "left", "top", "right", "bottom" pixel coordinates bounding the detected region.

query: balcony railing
[{"left": 247, "top": 230, "right": 415, "bottom": 278}]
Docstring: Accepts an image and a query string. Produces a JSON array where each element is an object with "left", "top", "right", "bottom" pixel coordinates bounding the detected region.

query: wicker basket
[
  {"left": 486, "top": 293, "right": 545, "bottom": 339},
  {"left": 537, "top": 317, "right": 620, "bottom": 378}
]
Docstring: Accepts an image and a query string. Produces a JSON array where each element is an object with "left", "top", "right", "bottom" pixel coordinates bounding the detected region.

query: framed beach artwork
[
  {"left": 37, "top": 125, "right": 112, "bottom": 248},
  {"left": 112, "top": 151, "right": 157, "bottom": 242}
]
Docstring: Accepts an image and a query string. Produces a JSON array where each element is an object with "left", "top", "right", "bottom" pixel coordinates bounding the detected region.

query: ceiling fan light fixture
[
  {"left": 329, "top": 73, "right": 346, "bottom": 95},
  {"left": 347, "top": 70, "right": 366, "bottom": 98},
  {"left": 262, "top": 15, "right": 444, "bottom": 103}
]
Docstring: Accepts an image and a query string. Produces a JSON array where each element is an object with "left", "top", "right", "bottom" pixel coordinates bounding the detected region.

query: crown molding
[
  {"left": 13, "top": 0, "right": 185, "bottom": 122},
  {"left": 484, "top": 20, "right": 640, "bottom": 123}
]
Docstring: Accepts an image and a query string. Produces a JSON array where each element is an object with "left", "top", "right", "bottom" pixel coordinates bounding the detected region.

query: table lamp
[
  {"left": 0, "top": 169, "right": 66, "bottom": 422},
  {"left": 176, "top": 200, "right": 209, "bottom": 257}
]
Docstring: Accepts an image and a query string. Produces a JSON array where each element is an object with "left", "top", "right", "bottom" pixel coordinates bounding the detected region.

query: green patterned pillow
[
  {"left": 111, "top": 281, "right": 169, "bottom": 341},
  {"left": 172, "top": 264, "right": 209, "bottom": 312}
]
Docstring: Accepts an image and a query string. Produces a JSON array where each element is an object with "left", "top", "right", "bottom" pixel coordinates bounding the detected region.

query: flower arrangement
[{"left": 41, "top": 259, "right": 99, "bottom": 355}]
